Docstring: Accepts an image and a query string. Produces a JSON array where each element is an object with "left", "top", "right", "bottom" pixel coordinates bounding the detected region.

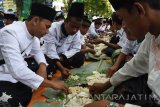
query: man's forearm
[
  {"left": 40, "top": 79, "right": 52, "bottom": 87},
  {"left": 113, "top": 52, "right": 126, "bottom": 67},
  {"left": 104, "top": 80, "right": 112, "bottom": 91},
  {"left": 54, "top": 60, "right": 64, "bottom": 72},
  {"left": 39, "top": 62, "right": 47, "bottom": 68},
  {"left": 102, "top": 41, "right": 121, "bottom": 49}
]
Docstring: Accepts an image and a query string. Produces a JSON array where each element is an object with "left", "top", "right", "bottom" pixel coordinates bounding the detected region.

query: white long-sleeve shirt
[
  {"left": 117, "top": 28, "right": 139, "bottom": 55},
  {"left": 88, "top": 22, "right": 100, "bottom": 38},
  {"left": 110, "top": 32, "right": 160, "bottom": 104},
  {"left": 42, "top": 21, "right": 81, "bottom": 59},
  {"left": 0, "top": 21, "right": 46, "bottom": 90}
]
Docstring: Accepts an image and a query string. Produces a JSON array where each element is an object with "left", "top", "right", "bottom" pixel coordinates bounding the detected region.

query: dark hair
[
  {"left": 82, "top": 16, "right": 91, "bottom": 25},
  {"left": 108, "top": 18, "right": 112, "bottom": 26},
  {"left": 4, "top": 14, "right": 17, "bottom": 20},
  {"left": 30, "top": 3, "right": 56, "bottom": 22},
  {"left": 27, "top": 15, "right": 35, "bottom": 21},
  {"left": 27, "top": 15, "right": 45, "bottom": 21},
  {"left": 94, "top": 18, "right": 102, "bottom": 25},
  {"left": 109, "top": 0, "right": 160, "bottom": 11},
  {"left": 66, "top": 16, "right": 82, "bottom": 22},
  {"left": 111, "top": 12, "right": 122, "bottom": 25}
]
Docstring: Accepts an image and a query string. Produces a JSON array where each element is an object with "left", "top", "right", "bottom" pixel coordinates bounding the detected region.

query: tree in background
[
  {"left": 14, "top": 0, "right": 112, "bottom": 20},
  {"left": 14, "top": 0, "right": 46, "bottom": 20},
  {"left": 14, "top": 0, "right": 23, "bottom": 19},
  {"left": 63, "top": 0, "right": 112, "bottom": 19},
  {"left": 84, "top": 0, "right": 112, "bottom": 19}
]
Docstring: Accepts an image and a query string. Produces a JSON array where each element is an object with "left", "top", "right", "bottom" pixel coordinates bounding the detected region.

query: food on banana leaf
[
  {"left": 86, "top": 71, "right": 110, "bottom": 86},
  {"left": 94, "top": 44, "right": 105, "bottom": 57},
  {"left": 65, "top": 74, "right": 88, "bottom": 87},
  {"left": 64, "top": 86, "right": 93, "bottom": 107},
  {"left": 42, "top": 88, "right": 65, "bottom": 102},
  {"left": 87, "top": 43, "right": 107, "bottom": 60},
  {"left": 111, "top": 49, "right": 121, "bottom": 64},
  {"left": 71, "top": 60, "right": 112, "bottom": 75},
  {"left": 70, "top": 75, "right": 80, "bottom": 80},
  {"left": 94, "top": 49, "right": 101, "bottom": 57},
  {"left": 41, "top": 61, "right": 113, "bottom": 107}
]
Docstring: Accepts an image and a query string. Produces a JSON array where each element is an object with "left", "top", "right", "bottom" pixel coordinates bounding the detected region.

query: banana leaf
[
  {"left": 86, "top": 53, "right": 101, "bottom": 61},
  {"left": 111, "top": 49, "right": 121, "bottom": 64},
  {"left": 32, "top": 102, "right": 63, "bottom": 107},
  {"left": 71, "top": 60, "right": 112, "bottom": 75},
  {"left": 65, "top": 73, "right": 89, "bottom": 87},
  {"left": 65, "top": 60, "right": 112, "bottom": 87},
  {"left": 42, "top": 88, "right": 65, "bottom": 102},
  {"left": 86, "top": 52, "right": 111, "bottom": 61}
]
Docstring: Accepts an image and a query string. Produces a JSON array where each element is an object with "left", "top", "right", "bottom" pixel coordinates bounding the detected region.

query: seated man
[
  {"left": 84, "top": 0, "right": 160, "bottom": 107},
  {"left": 107, "top": 38, "right": 143, "bottom": 77},
  {"left": 0, "top": 3, "right": 68, "bottom": 107},
  {"left": 42, "top": 2, "right": 85, "bottom": 79},
  {"left": 79, "top": 16, "right": 96, "bottom": 55},
  {"left": 90, "top": 12, "right": 124, "bottom": 57},
  {"left": 88, "top": 18, "right": 102, "bottom": 39}
]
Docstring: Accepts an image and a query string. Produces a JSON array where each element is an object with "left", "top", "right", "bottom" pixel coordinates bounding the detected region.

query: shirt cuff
[
  {"left": 31, "top": 75, "right": 44, "bottom": 90},
  {"left": 110, "top": 68, "right": 125, "bottom": 86}
]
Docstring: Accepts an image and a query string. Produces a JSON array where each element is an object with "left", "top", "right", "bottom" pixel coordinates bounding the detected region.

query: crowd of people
[{"left": 0, "top": 0, "right": 159, "bottom": 107}]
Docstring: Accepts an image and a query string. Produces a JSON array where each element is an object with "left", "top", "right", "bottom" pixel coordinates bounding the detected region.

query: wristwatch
[{"left": 107, "top": 102, "right": 119, "bottom": 107}]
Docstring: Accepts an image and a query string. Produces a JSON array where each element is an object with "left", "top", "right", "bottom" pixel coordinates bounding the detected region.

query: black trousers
[
  {"left": 104, "top": 47, "right": 115, "bottom": 57},
  {"left": 46, "top": 52, "right": 85, "bottom": 70},
  {"left": 113, "top": 74, "right": 160, "bottom": 107},
  {"left": 0, "top": 58, "right": 38, "bottom": 107},
  {"left": 61, "top": 52, "right": 85, "bottom": 68},
  {"left": 0, "top": 81, "right": 32, "bottom": 107}
]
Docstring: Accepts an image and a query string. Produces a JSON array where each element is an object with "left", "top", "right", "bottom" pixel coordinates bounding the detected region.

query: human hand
[
  {"left": 107, "top": 66, "right": 118, "bottom": 77},
  {"left": 84, "top": 100, "right": 109, "bottom": 107},
  {"left": 89, "top": 49, "right": 96, "bottom": 54},
  {"left": 61, "top": 68, "right": 71, "bottom": 80},
  {"left": 51, "top": 81, "right": 69, "bottom": 94},
  {"left": 89, "top": 83, "right": 107, "bottom": 95}
]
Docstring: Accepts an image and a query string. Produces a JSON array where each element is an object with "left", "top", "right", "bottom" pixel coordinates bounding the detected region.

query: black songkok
[
  {"left": 30, "top": 3, "right": 56, "bottom": 22},
  {"left": 67, "top": 2, "right": 84, "bottom": 19}
]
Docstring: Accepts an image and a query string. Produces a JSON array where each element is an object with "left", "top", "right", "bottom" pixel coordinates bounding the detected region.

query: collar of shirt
[
  {"left": 23, "top": 22, "right": 34, "bottom": 40},
  {"left": 61, "top": 23, "right": 68, "bottom": 37}
]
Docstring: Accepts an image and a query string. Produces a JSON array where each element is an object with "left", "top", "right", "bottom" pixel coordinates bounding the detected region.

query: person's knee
[{"left": 70, "top": 52, "right": 85, "bottom": 68}]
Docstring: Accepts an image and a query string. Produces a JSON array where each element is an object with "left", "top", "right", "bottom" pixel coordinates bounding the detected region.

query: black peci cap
[
  {"left": 109, "top": 0, "right": 135, "bottom": 11},
  {"left": 4, "top": 14, "right": 16, "bottom": 20},
  {"left": 67, "top": 2, "right": 84, "bottom": 19},
  {"left": 30, "top": 3, "right": 56, "bottom": 22}
]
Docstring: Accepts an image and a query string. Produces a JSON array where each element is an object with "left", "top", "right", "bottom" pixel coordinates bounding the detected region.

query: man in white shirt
[
  {"left": 84, "top": 0, "right": 160, "bottom": 107},
  {"left": 42, "top": 2, "right": 85, "bottom": 79},
  {"left": 0, "top": 3, "right": 68, "bottom": 107},
  {"left": 88, "top": 18, "right": 102, "bottom": 39},
  {"left": 91, "top": 12, "right": 124, "bottom": 57},
  {"left": 79, "top": 16, "right": 96, "bottom": 54}
]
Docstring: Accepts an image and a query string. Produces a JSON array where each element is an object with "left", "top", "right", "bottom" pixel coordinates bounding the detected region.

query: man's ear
[
  {"left": 64, "top": 18, "right": 68, "bottom": 24},
  {"left": 133, "top": 2, "right": 146, "bottom": 17},
  {"left": 32, "top": 16, "right": 40, "bottom": 25}
]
